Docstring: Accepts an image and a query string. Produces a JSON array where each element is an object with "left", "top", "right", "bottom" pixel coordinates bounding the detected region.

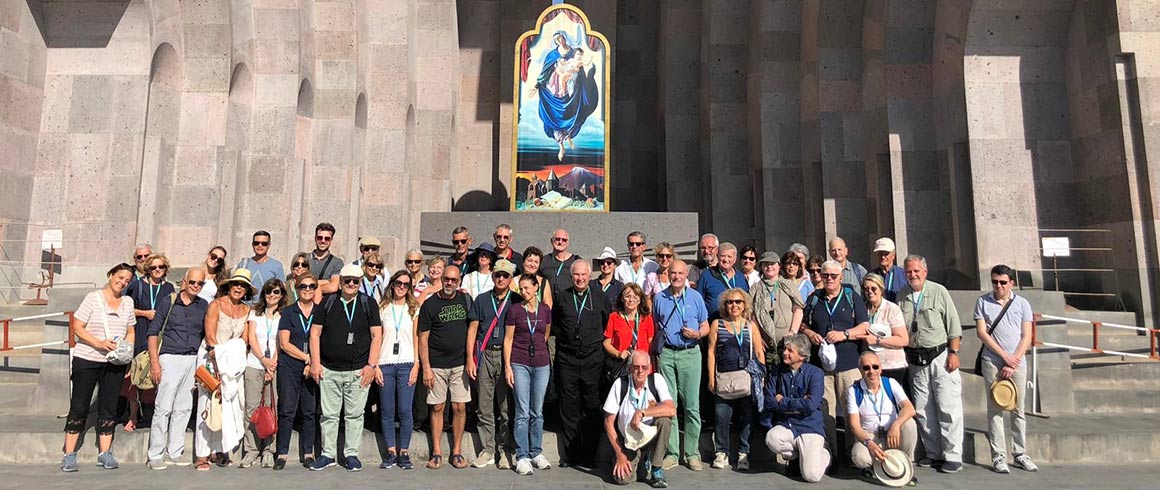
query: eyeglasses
[
  {"left": 742, "top": 256, "right": 757, "bottom": 262},
  {"left": 657, "top": 253, "right": 673, "bottom": 259},
  {"left": 135, "top": 254, "right": 149, "bottom": 260},
  {"left": 452, "top": 239, "right": 468, "bottom": 246},
  {"left": 631, "top": 365, "right": 650, "bottom": 371},
  {"left": 315, "top": 235, "right": 332, "bottom": 242},
  {"left": 552, "top": 237, "right": 569, "bottom": 243},
  {"left": 628, "top": 241, "right": 645, "bottom": 248},
  {"left": 405, "top": 259, "right": 422, "bottom": 265},
  {"left": 367, "top": 263, "right": 383, "bottom": 270},
  {"left": 392, "top": 280, "right": 412, "bottom": 288},
  {"left": 808, "top": 268, "right": 822, "bottom": 275},
  {"left": 725, "top": 299, "right": 744, "bottom": 306},
  {"left": 992, "top": 279, "right": 1010, "bottom": 286},
  {"left": 821, "top": 273, "right": 840, "bottom": 280},
  {"left": 292, "top": 261, "right": 308, "bottom": 268},
  {"left": 442, "top": 277, "right": 461, "bottom": 283},
  {"left": 186, "top": 280, "right": 206, "bottom": 287},
  {"left": 297, "top": 283, "right": 318, "bottom": 291},
  {"left": 149, "top": 265, "right": 168, "bottom": 272},
  {"left": 252, "top": 241, "right": 269, "bottom": 247},
  {"left": 861, "top": 364, "right": 881, "bottom": 372},
  {"left": 266, "top": 289, "right": 283, "bottom": 296},
  {"left": 361, "top": 246, "right": 380, "bottom": 252}
]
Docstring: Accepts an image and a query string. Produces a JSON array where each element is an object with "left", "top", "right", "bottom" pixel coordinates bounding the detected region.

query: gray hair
[
  {"left": 828, "top": 236, "right": 847, "bottom": 248},
  {"left": 627, "top": 230, "right": 646, "bottom": 243},
  {"left": 719, "top": 242, "right": 737, "bottom": 254},
  {"left": 495, "top": 223, "right": 512, "bottom": 233},
  {"left": 821, "top": 259, "right": 843, "bottom": 272},
  {"left": 405, "top": 248, "right": 424, "bottom": 259},
  {"left": 783, "top": 334, "right": 812, "bottom": 363},
  {"left": 700, "top": 233, "right": 719, "bottom": 246},
  {"left": 452, "top": 226, "right": 469, "bottom": 236},
  {"left": 903, "top": 254, "right": 928, "bottom": 270},
  {"left": 788, "top": 243, "right": 809, "bottom": 257},
  {"left": 135, "top": 243, "right": 153, "bottom": 252},
  {"left": 570, "top": 259, "right": 592, "bottom": 273}
]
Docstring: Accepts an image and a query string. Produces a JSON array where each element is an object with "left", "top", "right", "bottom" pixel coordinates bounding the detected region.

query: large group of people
[{"left": 61, "top": 223, "right": 1041, "bottom": 487}]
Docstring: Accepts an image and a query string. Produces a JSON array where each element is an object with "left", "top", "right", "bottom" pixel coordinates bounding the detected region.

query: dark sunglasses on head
[
  {"left": 992, "top": 279, "right": 1010, "bottom": 285},
  {"left": 861, "top": 364, "right": 881, "bottom": 372},
  {"left": 252, "top": 241, "right": 269, "bottom": 246},
  {"left": 628, "top": 241, "right": 645, "bottom": 248},
  {"left": 316, "top": 235, "right": 332, "bottom": 242},
  {"left": 367, "top": 263, "right": 383, "bottom": 270},
  {"left": 405, "top": 259, "right": 422, "bottom": 265},
  {"left": 725, "top": 299, "right": 744, "bottom": 306},
  {"left": 135, "top": 254, "right": 149, "bottom": 260},
  {"left": 452, "top": 239, "right": 468, "bottom": 245},
  {"left": 149, "top": 265, "right": 168, "bottom": 272},
  {"left": 292, "top": 261, "right": 308, "bottom": 268},
  {"left": 297, "top": 283, "right": 318, "bottom": 291},
  {"left": 266, "top": 289, "right": 283, "bottom": 296},
  {"left": 186, "top": 280, "right": 206, "bottom": 287}
]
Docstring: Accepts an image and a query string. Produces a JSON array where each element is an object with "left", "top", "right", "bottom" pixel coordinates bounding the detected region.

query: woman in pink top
[{"left": 858, "top": 273, "right": 910, "bottom": 392}]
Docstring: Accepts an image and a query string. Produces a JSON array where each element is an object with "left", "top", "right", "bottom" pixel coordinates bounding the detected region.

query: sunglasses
[
  {"left": 392, "top": 280, "right": 412, "bottom": 288},
  {"left": 861, "top": 364, "right": 881, "bottom": 372},
  {"left": 494, "top": 234, "right": 511, "bottom": 240},
  {"left": 442, "top": 277, "right": 461, "bottom": 283},
  {"left": 135, "top": 254, "right": 149, "bottom": 260},
  {"left": 992, "top": 279, "right": 1010, "bottom": 286},
  {"left": 808, "top": 268, "right": 822, "bottom": 274},
  {"left": 297, "top": 283, "right": 318, "bottom": 291},
  {"left": 361, "top": 246, "right": 380, "bottom": 252},
  {"left": 452, "top": 239, "right": 468, "bottom": 245},
  {"left": 601, "top": 260, "right": 616, "bottom": 266},
  {"left": 657, "top": 253, "right": 673, "bottom": 259},
  {"left": 292, "top": 261, "right": 308, "bottom": 268},
  {"left": 405, "top": 259, "right": 422, "bottom": 265},
  {"left": 367, "top": 263, "right": 383, "bottom": 270},
  {"left": 341, "top": 278, "right": 360, "bottom": 286},
  {"left": 628, "top": 241, "right": 645, "bottom": 248},
  {"left": 186, "top": 280, "right": 206, "bottom": 287},
  {"left": 252, "top": 241, "right": 269, "bottom": 246},
  {"left": 863, "top": 286, "right": 880, "bottom": 292},
  {"left": 266, "top": 289, "right": 284, "bottom": 296},
  {"left": 315, "top": 235, "right": 332, "bottom": 242},
  {"left": 725, "top": 299, "right": 744, "bottom": 306},
  {"left": 209, "top": 255, "right": 225, "bottom": 263},
  {"left": 742, "top": 256, "right": 757, "bottom": 261},
  {"left": 631, "top": 365, "right": 650, "bottom": 371},
  {"left": 149, "top": 265, "right": 168, "bottom": 272},
  {"left": 552, "top": 237, "right": 569, "bottom": 243},
  {"left": 821, "top": 273, "right": 840, "bottom": 280}
]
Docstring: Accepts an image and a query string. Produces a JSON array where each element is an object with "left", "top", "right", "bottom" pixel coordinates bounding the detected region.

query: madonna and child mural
[{"left": 512, "top": 3, "right": 610, "bottom": 212}]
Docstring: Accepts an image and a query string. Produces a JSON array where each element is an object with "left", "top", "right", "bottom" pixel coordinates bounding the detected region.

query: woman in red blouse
[{"left": 602, "top": 283, "right": 656, "bottom": 381}]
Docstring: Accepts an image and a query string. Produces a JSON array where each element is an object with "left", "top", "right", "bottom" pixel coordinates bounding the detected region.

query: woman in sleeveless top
[
  {"left": 519, "top": 246, "right": 553, "bottom": 310},
  {"left": 195, "top": 269, "right": 254, "bottom": 470},
  {"left": 377, "top": 270, "right": 421, "bottom": 469},
  {"left": 707, "top": 288, "right": 764, "bottom": 471},
  {"left": 643, "top": 242, "right": 675, "bottom": 298},
  {"left": 239, "top": 278, "right": 288, "bottom": 467}
]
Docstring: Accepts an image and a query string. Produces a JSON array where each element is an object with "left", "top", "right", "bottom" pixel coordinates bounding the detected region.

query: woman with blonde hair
[{"left": 707, "top": 288, "right": 764, "bottom": 471}]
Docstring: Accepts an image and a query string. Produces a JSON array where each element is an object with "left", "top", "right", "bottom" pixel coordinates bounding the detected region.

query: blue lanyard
[
  {"left": 912, "top": 289, "right": 925, "bottom": 314},
  {"left": 725, "top": 320, "right": 745, "bottom": 349},
  {"left": 673, "top": 290, "right": 686, "bottom": 326},
  {"left": 556, "top": 258, "right": 566, "bottom": 277},
  {"left": 298, "top": 311, "right": 313, "bottom": 350},
  {"left": 389, "top": 303, "right": 406, "bottom": 336},
  {"left": 342, "top": 298, "right": 356, "bottom": 325},
  {"left": 629, "top": 261, "right": 641, "bottom": 285},
  {"left": 263, "top": 314, "right": 276, "bottom": 356},
  {"left": 721, "top": 268, "right": 735, "bottom": 288},
  {"left": 362, "top": 278, "right": 379, "bottom": 299},
  {"left": 884, "top": 269, "right": 894, "bottom": 290},
  {"left": 525, "top": 311, "right": 538, "bottom": 336},
  {"left": 491, "top": 292, "right": 509, "bottom": 339},
  {"left": 824, "top": 292, "right": 841, "bottom": 318},
  {"left": 628, "top": 383, "right": 648, "bottom": 410},
  {"left": 573, "top": 291, "right": 589, "bottom": 314},
  {"left": 148, "top": 282, "right": 161, "bottom": 309}
]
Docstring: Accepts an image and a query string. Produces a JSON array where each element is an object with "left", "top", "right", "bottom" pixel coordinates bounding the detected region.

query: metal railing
[
  {"left": 0, "top": 311, "right": 75, "bottom": 351},
  {"left": 1031, "top": 313, "right": 1159, "bottom": 360},
  {"left": 1028, "top": 228, "right": 1125, "bottom": 310}
]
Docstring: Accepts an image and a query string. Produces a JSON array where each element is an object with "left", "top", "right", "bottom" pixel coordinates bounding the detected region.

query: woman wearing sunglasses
[
  {"left": 285, "top": 253, "right": 312, "bottom": 303},
  {"left": 197, "top": 246, "right": 229, "bottom": 302},
  {"left": 643, "top": 242, "right": 676, "bottom": 298},
  {"left": 706, "top": 289, "right": 764, "bottom": 471},
  {"left": 739, "top": 245, "right": 761, "bottom": 289},
  {"left": 240, "top": 278, "right": 289, "bottom": 468},
  {"left": 377, "top": 270, "right": 421, "bottom": 469},
  {"left": 360, "top": 253, "right": 387, "bottom": 303},
  {"left": 859, "top": 273, "right": 910, "bottom": 394},
  {"left": 123, "top": 253, "right": 175, "bottom": 431},
  {"left": 274, "top": 274, "right": 321, "bottom": 470},
  {"left": 404, "top": 250, "right": 428, "bottom": 295}
]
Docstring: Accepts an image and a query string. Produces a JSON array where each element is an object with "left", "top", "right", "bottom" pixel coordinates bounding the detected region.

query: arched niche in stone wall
[{"left": 136, "top": 42, "right": 183, "bottom": 249}]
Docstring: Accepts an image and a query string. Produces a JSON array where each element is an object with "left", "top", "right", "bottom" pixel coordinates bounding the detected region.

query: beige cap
[
  {"left": 339, "top": 264, "right": 363, "bottom": 278},
  {"left": 359, "top": 236, "right": 382, "bottom": 247},
  {"left": 493, "top": 259, "right": 516, "bottom": 275},
  {"left": 873, "top": 237, "right": 896, "bottom": 253}
]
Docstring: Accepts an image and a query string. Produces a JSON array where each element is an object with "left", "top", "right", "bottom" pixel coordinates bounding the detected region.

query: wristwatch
[{"left": 948, "top": 348, "right": 959, "bottom": 355}]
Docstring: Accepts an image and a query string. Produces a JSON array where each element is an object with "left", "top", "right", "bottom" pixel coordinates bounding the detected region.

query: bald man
[
  {"left": 828, "top": 237, "right": 867, "bottom": 288},
  {"left": 541, "top": 229, "right": 582, "bottom": 298}
]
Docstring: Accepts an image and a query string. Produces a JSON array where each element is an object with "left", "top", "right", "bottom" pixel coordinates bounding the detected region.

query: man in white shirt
[
  {"left": 603, "top": 350, "right": 676, "bottom": 488},
  {"left": 616, "top": 231, "right": 658, "bottom": 289},
  {"left": 846, "top": 351, "right": 917, "bottom": 483}
]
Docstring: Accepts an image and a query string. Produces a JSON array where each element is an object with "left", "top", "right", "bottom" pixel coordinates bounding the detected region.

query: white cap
[
  {"left": 597, "top": 247, "right": 617, "bottom": 260},
  {"left": 819, "top": 342, "right": 838, "bottom": 371},
  {"left": 873, "top": 237, "right": 896, "bottom": 253}
]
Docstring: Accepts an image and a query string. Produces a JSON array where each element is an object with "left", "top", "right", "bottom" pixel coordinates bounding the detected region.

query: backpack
[
  {"left": 615, "top": 373, "right": 662, "bottom": 437},
  {"left": 852, "top": 378, "right": 899, "bottom": 413},
  {"left": 322, "top": 292, "right": 375, "bottom": 326}
]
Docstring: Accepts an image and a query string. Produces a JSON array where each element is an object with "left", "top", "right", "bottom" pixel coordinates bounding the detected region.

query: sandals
[
  {"left": 450, "top": 454, "right": 467, "bottom": 469},
  {"left": 209, "top": 452, "right": 232, "bottom": 467},
  {"left": 195, "top": 458, "right": 211, "bottom": 471},
  {"left": 426, "top": 454, "right": 442, "bottom": 469}
]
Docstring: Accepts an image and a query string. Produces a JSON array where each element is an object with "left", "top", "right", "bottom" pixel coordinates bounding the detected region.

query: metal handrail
[{"left": 0, "top": 311, "right": 75, "bottom": 351}]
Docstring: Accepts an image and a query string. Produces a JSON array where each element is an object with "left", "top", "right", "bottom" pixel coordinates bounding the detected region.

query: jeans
[
  {"left": 319, "top": 367, "right": 371, "bottom": 459},
  {"left": 713, "top": 394, "right": 752, "bottom": 455},
  {"left": 512, "top": 363, "right": 550, "bottom": 460},
  {"left": 276, "top": 360, "right": 318, "bottom": 458},
  {"left": 378, "top": 363, "right": 416, "bottom": 450}
]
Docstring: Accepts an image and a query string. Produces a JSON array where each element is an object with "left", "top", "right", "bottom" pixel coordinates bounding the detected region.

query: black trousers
[
  {"left": 276, "top": 361, "right": 319, "bottom": 459},
  {"left": 66, "top": 357, "right": 128, "bottom": 435},
  {"left": 555, "top": 348, "right": 603, "bottom": 465}
]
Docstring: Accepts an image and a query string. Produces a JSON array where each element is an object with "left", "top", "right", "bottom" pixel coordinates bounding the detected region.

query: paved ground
[{"left": 14, "top": 461, "right": 1154, "bottom": 490}]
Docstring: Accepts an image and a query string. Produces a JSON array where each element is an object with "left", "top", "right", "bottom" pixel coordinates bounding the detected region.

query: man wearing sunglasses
[
  {"left": 417, "top": 266, "right": 473, "bottom": 469},
  {"left": 615, "top": 231, "right": 659, "bottom": 290},
  {"left": 448, "top": 226, "right": 473, "bottom": 276},
  {"left": 308, "top": 223, "right": 345, "bottom": 295},
  {"left": 846, "top": 352, "right": 917, "bottom": 484},
  {"left": 490, "top": 224, "right": 523, "bottom": 274},
  {"left": 898, "top": 254, "right": 963, "bottom": 474},
  {"left": 975, "top": 264, "right": 1038, "bottom": 474},
  {"left": 352, "top": 236, "right": 384, "bottom": 267},
  {"left": 238, "top": 230, "right": 285, "bottom": 305},
  {"left": 465, "top": 259, "right": 521, "bottom": 469},
  {"left": 132, "top": 243, "right": 154, "bottom": 281}
]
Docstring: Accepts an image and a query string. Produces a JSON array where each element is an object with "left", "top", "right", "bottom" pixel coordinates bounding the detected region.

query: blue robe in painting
[{"left": 535, "top": 46, "right": 599, "bottom": 142}]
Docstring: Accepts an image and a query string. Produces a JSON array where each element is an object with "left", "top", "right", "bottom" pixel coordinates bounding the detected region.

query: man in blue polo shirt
[
  {"left": 694, "top": 242, "right": 749, "bottom": 320},
  {"left": 653, "top": 259, "right": 710, "bottom": 471},
  {"left": 237, "top": 230, "right": 286, "bottom": 305},
  {"left": 800, "top": 259, "right": 870, "bottom": 456}
]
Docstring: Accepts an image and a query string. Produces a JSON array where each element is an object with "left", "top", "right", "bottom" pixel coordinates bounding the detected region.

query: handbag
[
  {"left": 974, "top": 294, "right": 1014, "bottom": 375},
  {"left": 203, "top": 390, "right": 223, "bottom": 431},
  {"left": 251, "top": 380, "right": 277, "bottom": 439},
  {"left": 606, "top": 312, "right": 641, "bottom": 381},
  {"left": 130, "top": 293, "right": 178, "bottom": 389},
  {"left": 196, "top": 351, "right": 222, "bottom": 393},
  {"left": 714, "top": 321, "right": 753, "bottom": 400},
  {"left": 98, "top": 296, "right": 134, "bottom": 365}
]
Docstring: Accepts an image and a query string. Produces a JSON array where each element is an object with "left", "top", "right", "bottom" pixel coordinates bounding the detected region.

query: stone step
[
  {"left": 1072, "top": 362, "right": 1160, "bottom": 388},
  {"left": 0, "top": 383, "right": 36, "bottom": 412},
  {"left": 1073, "top": 388, "right": 1160, "bottom": 414},
  {"left": 1065, "top": 333, "right": 1155, "bottom": 352},
  {"left": 962, "top": 412, "right": 1160, "bottom": 465}
]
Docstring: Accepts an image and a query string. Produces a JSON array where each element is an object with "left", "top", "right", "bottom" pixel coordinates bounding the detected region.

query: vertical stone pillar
[
  {"left": 407, "top": 0, "right": 458, "bottom": 242},
  {"left": 453, "top": 0, "right": 502, "bottom": 211},
  {"left": 658, "top": 0, "right": 704, "bottom": 220}
]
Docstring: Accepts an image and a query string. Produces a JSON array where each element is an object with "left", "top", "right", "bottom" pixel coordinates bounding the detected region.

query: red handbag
[{"left": 251, "top": 381, "right": 277, "bottom": 439}]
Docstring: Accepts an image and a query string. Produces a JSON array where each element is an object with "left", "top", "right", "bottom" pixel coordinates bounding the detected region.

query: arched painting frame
[{"left": 511, "top": 3, "right": 611, "bottom": 212}]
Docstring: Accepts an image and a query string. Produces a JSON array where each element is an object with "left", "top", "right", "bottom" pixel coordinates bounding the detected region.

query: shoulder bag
[
  {"left": 974, "top": 295, "right": 1014, "bottom": 375},
  {"left": 715, "top": 322, "right": 753, "bottom": 400},
  {"left": 251, "top": 380, "right": 277, "bottom": 439},
  {"left": 99, "top": 294, "right": 134, "bottom": 365},
  {"left": 130, "top": 293, "right": 178, "bottom": 389}
]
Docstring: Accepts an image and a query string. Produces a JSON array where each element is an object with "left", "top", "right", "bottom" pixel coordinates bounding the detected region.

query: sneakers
[
  {"left": 148, "top": 459, "right": 168, "bottom": 471},
  {"left": 515, "top": 458, "right": 534, "bottom": 475},
  {"left": 1013, "top": 454, "right": 1039, "bottom": 472},
  {"left": 346, "top": 456, "right": 363, "bottom": 472},
  {"left": 531, "top": 454, "right": 552, "bottom": 470},
  {"left": 303, "top": 455, "right": 316, "bottom": 468},
  {"left": 661, "top": 455, "right": 679, "bottom": 470},
  {"left": 472, "top": 451, "right": 494, "bottom": 468},
  {"left": 686, "top": 455, "right": 703, "bottom": 471},
  {"left": 238, "top": 453, "right": 258, "bottom": 469},
  {"left": 166, "top": 456, "right": 191, "bottom": 467},
  {"left": 497, "top": 453, "right": 512, "bottom": 470},
  {"left": 61, "top": 452, "right": 78, "bottom": 473},
  {"left": 917, "top": 458, "right": 945, "bottom": 468},
  {"left": 380, "top": 452, "right": 397, "bottom": 469},
  {"left": 711, "top": 452, "right": 728, "bottom": 469},
  {"left": 96, "top": 451, "right": 119, "bottom": 469},
  {"left": 273, "top": 458, "right": 286, "bottom": 471},
  {"left": 939, "top": 461, "right": 963, "bottom": 473},
  {"left": 650, "top": 467, "right": 668, "bottom": 488},
  {"left": 397, "top": 453, "right": 414, "bottom": 470},
  {"left": 736, "top": 453, "right": 750, "bottom": 471},
  {"left": 992, "top": 454, "right": 1010, "bottom": 474},
  {"left": 309, "top": 455, "right": 337, "bottom": 471}
]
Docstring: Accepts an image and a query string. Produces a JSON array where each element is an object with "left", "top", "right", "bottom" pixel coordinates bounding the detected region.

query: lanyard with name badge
[
  {"left": 526, "top": 312, "right": 539, "bottom": 357},
  {"left": 910, "top": 289, "right": 925, "bottom": 332},
  {"left": 673, "top": 290, "right": 688, "bottom": 338},
  {"left": 342, "top": 298, "right": 356, "bottom": 345},
  {"left": 148, "top": 282, "right": 161, "bottom": 310},
  {"left": 629, "top": 382, "right": 649, "bottom": 410},
  {"left": 298, "top": 311, "right": 313, "bottom": 352},
  {"left": 390, "top": 303, "right": 406, "bottom": 355},
  {"left": 490, "top": 292, "right": 507, "bottom": 341}
]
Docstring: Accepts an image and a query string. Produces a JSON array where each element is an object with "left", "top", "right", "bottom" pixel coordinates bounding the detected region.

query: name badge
[
  {"left": 529, "top": 343, "right": 537, "bottom": 358},
  {"left": 392, "top": 342, "right": 400, "bottom": 355},
  {"left": 347, "top": 332, "right": 354, "bottom": 345}
]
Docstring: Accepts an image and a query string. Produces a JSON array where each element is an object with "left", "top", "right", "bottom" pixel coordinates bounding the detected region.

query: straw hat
[
  {"left": 624, "top": 423, "right": 658, "bottom": 451},
  {"left": 873, "top": 449, "right": 913, "bottom": 487},
  {"left": 219, "top": 268, "right": 257, "bottom": 296},
  {"left": 991, "top": 378, "right": 1018, "bottom": 411}
]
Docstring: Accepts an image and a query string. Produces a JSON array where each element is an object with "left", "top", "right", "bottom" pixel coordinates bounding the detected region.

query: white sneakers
[
  {"left": 712, "top": 452, "right": 729, "bottom": 469},
  {"left": 515, "top": 458, "right": 534, "bottom": 476},
  {"left": 531, "top": 454, "right": 552, "bottom": 469}
]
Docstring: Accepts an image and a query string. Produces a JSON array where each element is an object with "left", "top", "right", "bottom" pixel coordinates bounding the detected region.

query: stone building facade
[{"left": 2, "top": 0, "right": 1159, "bottom": 324}]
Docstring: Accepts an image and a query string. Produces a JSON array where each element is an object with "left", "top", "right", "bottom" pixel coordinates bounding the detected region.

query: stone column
[{"left": 658, "top": 0, "right": 704, "bottom": 220}]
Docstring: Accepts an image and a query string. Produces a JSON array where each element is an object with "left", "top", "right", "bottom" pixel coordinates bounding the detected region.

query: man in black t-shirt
[
  {"left": 308, "top": 264, "right": 383, "bottom": 472},
  {"left": 418, "top": 266, "right": 473, "bottom": 469}
]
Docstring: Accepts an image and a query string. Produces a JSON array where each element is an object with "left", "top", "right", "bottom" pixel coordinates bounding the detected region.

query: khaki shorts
[{"left": 427, "top": 365, "right": 471, "bottom": 404}]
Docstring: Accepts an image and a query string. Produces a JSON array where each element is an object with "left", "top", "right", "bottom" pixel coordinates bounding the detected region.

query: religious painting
[{"left": 511, "top": 3, "right": 610, "bottom": 211}]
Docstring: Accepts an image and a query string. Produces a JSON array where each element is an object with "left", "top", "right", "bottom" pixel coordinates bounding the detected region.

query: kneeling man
[
  {"left": 604, "top": 350, "right": 676, "bottom": 488},
  {"left": 763, "top": 334, "right": 829, "bottom": 483},
  {"left": 847, "top": 351, "right": 917, "bottom": 485}
]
